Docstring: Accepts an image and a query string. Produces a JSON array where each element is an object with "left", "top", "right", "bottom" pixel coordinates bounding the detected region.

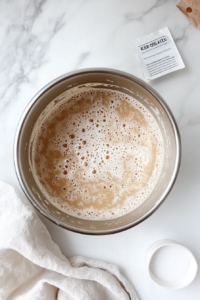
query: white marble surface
[{"left": 0, "top": 0, "right": 200, "bottom": 299}]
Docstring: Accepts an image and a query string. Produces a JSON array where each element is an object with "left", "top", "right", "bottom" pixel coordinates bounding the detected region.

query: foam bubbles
[{"left": 32, "top": 89, "right": 164, "bottom": 220}]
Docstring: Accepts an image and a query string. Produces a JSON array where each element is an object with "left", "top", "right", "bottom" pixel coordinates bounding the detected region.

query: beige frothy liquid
[{"left": 32, "top": 89, "right": 164, "bottom": 220}]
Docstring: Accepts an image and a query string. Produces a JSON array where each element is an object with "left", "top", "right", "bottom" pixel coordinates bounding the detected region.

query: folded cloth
[{"left": 0, "top": 182, "right": 138, "bottom": 300}]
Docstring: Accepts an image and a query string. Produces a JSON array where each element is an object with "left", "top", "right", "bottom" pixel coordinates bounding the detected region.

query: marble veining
[{"left": 0, "top": 1, "right": 200, "bottom": 300}]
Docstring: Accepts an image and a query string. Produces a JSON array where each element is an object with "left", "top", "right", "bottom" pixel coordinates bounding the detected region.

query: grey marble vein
[
  {"left": 75, "top": 52, "right": 90, "bottom": 68},
  {"left": 173, "top": 23, "right": 192, "bottom": 44},
  {"left": 0, "top": 0, "right": 65, "bottom": 113},
  {"left": 124, "top": 0, "right": 177, "bottom": 24},
  {"left": 1, "top": 2, "right": 200, "bottom": 300}
]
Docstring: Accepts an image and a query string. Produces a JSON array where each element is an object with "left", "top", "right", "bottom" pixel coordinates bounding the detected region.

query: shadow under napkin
[{"left": 0, "top": 182, "right": 138, "bottom": 300}]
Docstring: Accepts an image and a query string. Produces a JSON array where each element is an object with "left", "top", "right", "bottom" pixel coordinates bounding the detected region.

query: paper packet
[
  {"left": 133, "top": 27, "right": 185, "bottom": 81},
  {"left": 177, "top": 0, "right": 200, "bottom": 29}
]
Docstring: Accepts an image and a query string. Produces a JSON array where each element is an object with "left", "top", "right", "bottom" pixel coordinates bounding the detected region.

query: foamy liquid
[{"left": 31, "top": 89, "right": 164, "bottom": 220}]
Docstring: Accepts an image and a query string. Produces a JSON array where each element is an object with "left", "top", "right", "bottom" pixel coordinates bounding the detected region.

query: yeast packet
[{"left": 133, "top": 27, "right": 185, "bottom": 81}]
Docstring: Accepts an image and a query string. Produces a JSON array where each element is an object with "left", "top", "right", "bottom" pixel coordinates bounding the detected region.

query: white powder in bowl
[{"left": 150, "top": 245, "right": 190, "bottom": 282}]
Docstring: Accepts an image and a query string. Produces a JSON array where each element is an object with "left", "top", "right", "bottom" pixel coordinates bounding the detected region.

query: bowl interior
[{"left": 15, "top": 70, "right": 180, "bottom": 234}]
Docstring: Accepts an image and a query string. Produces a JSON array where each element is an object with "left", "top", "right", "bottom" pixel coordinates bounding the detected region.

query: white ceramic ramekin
[{"left": 146, "top": 240, "right": 198, "bottom": 289}]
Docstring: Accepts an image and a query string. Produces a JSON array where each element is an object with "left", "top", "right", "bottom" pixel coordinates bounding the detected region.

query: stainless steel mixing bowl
[{"left": 14, "top": 69, "right": 181, "bottom": 235}]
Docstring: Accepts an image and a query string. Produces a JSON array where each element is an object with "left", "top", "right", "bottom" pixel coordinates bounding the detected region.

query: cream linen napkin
[{"left": 0, "top": 182, "right": 138, "bottom": 300}]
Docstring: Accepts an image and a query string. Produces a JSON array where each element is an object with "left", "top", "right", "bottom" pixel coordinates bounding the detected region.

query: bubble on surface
[{"left": 32, "top": 88, "right": 164, "bottom": 220}]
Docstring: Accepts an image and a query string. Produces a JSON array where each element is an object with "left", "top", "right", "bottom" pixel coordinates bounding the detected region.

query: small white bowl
[{"left": 146, "top": 240, "right": 198, "bottom": 289}]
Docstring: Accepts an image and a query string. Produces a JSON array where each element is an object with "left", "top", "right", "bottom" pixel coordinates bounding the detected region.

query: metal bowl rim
[{"left": 13, "top": 68, "right": 181, "bottom": 235}]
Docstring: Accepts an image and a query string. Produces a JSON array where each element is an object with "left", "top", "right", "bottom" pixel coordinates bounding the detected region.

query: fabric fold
[{"left": 0, "top": 182, "right": 138, "bottom": 300}]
